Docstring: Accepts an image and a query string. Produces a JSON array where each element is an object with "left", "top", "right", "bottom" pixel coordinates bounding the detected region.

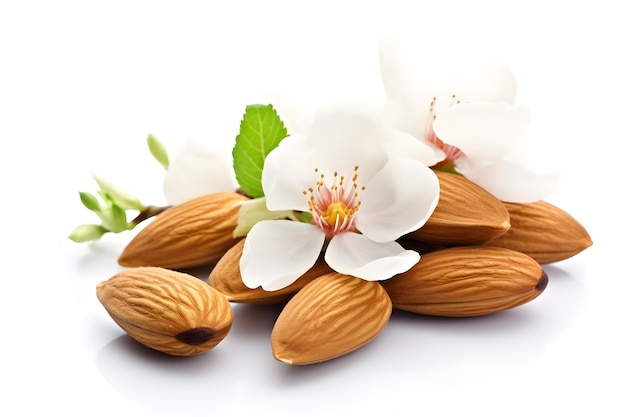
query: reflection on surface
[{"left": 95, "top": 266, "right": 585, "bottom": 416}]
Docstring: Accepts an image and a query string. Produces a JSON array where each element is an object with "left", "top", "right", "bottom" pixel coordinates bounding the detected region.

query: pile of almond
[{"left": 96, "top": 172, "right": 591, "bottom": 364}]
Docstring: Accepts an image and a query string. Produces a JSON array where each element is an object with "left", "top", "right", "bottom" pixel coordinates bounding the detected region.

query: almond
[
  {"left": 271, "top": 273, "right": 392, "bottom": 365},
  {"left": 408, "top": 170, "right": 511, "bottom": 245},
  {"left": 208, "top": 238, "right": 334, "bottom": 304},
  {"left": 382, "top": 246, "right": 547, "bottom": 317},
  {"left": 488, "top": 200, "right": 593, "bottom": 264},
  {"left": 118, "top": 192, "right": 249, "bottom": 269},
  {"left": 96, "top": 266, "right": 233, "bottom": 356}
]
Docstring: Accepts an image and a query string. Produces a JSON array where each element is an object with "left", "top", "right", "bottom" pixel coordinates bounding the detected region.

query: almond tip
[{"left": 535, "top": 270, "right": 549, "bottom": 292}]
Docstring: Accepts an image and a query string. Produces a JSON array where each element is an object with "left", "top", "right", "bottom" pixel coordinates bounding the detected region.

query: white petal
[
  {"left": 325, "top": 233, "right": 420, "bottom": 281},
  {"left": 379, "top": 37, "right": 452, "bottom": 140},
  {"left": 433, "top": 102, "right": 531, "bottom": 161},
  {"left": 307, "top": 105, "right": 389, "bottom": 181},
  {"left": 382, "top": 98, "right": 428, "bottom": 140},
  {"left": 378, "top": 36, "right": 457, "bottom": 104},
  {"left": 259, "top": 86, "right": 315, "bottom": 134},
  {"left": 386, "top": 130, "right": 446, "bottom": 167},
  {"left": 240, "top": 220, "right": 326, "bottom": 291},
  {"left": 163, "top": 139, "right": 237, "bottom": 205},
  {"left": 455, "top": 56, "right": 518, "bottom": 104},
  {"left": 459, "top": 159, "right": 561, "bottom": 203},
  {"left": 357, "top": 158, "right": 440, "bottom": 242},
  {"left": 261, "top": 135, "right": 316, "bottom": 212},
  {"left": 378, "top": 36, "right": 415, "bottom": 105}
]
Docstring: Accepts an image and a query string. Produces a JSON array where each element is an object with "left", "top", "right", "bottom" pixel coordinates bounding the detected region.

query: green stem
[{"left": 433, "top": 161, "right": 461, "bottom": 175}]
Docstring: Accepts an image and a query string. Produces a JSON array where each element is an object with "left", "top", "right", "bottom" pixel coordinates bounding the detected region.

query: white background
[{"left": 1, "top": 1, "right": 623, "bottom": 416}]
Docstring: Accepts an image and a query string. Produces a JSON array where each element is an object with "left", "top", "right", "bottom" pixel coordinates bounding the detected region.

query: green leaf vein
[{"left": 232, "top": 104, "right": 288, "bottom": 198}]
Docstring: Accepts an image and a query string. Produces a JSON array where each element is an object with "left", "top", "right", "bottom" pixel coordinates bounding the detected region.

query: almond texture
[
  {"left": 271, "top": 273, "right": 392, "bottom": 365},
  {"left": 96, "top": 266, "right": 233, "bottom": 356},
  {"left": 208, "top": 238, "right": 334, "bottom": 304},
  {"left": 408, "top": 170, "right": 511, "bottom": 245},
  {"left": 118, "top": 192, "right": 249, "bottom": 269},
  {"left": 382, "top": 246, "right": 548, "bottom": 317},
  {"left": 488, "top": 200, "right": 593, "bottom": 264}
]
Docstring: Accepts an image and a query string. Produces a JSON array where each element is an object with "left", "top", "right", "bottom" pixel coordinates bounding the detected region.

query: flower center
[
  {"left": 425, "top": 95, "right": 465, "bottom": 167},
  {"left": 303, "top": 166, "right": 364, "bottom": 236},
  {"left": 323, "top": 202, "right": 349, "bottom": 229}
]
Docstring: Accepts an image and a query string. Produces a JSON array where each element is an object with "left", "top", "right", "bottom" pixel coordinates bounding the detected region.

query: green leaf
[
  {"left": 96, "top": 202, "right": 129, "bottom": 233},
  {"left": 232, "top": 104, "right": 288, "bottom": 198},
  {"left": 147, "top": 133, "right": 169, "bottom": 170},
  {"left": 298, "top": 211, "right": 313, "bottom": 223},
  {"left": 68, "top": 224, "right": 108, "bottom": 242},
  {"left": 233, "top": 197, "right": 296, "bottom": 238},
  {"left": 108, "top": 203, "right": 130, "bottom": 233},
  {"left": 79, "top": 192, "right": 101, "bottom": 212},
  {"left": 92, "top": 173, "right": 145, "bottom": 211}
]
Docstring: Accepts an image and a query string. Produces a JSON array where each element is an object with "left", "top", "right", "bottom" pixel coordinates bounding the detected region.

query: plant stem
[{"left": 130, "top": 205, "right": 171, "bottom": 225}]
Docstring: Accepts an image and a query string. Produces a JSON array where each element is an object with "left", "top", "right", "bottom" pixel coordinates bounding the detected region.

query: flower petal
[
  {"left": 386, "top": 130, "right": 446, "bottom": 167},
  {"left": 379, "top": 37, "right": 452, "bottom": 140},
  {"left": 325, "top": 232, "right": 420, "bottom": 281},
  {"left": 455, "top": 56, "right": 518, "bottom": 104},
  {"left": 459, "top": 159, "right": 560, "bottom": 203},
  {"left": 307, "top": 105, "right": 389, "bottom": 181},
  {"left": 258, "top": 87, "right": 315, "bottom": 134},
  {"left": 163, "top": 139, "right": 237, "bottom": 205},
  {"left": 357, "top": 158, "right": 439, "bottom": 242},
  {"left": 378, "top": 36, "right": 417, "bottom": 106},
  {"left": 240, "top": 220, "right": 326, "bottom": 291},
  {"left": 433, "top": 102, "right": 531, "bottom": 161},
  {"left": 261, "top": 135, "right": 316, "bottom": 212}
]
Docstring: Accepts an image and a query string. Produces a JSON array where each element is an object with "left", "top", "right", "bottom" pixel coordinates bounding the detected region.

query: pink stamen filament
[
  {"left": 426, "top": 95, "right": 465, "bottom": 165},
  {"left": 303, "top": 166, "right": 364, "bottom": 236}
]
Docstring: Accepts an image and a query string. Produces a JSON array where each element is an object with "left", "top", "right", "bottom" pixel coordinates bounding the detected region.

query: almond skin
[
  {"left": 208, "top": 238, "right": 334, "bottom": 304},
  {"left": 382, "top": 246, "right": 548, "bottom": 317},
  {"left": 118, "top": 192, "right": 249, "bottom": 269},
  {"left": 408, "top": 170, "right": 511, "bottom": 245},
  {"left": 96, "top": 267, "right": 233, "bottom": 356},
  {"left": 488, "top": 200, "right": 593, "bottom": 264},
  {"left": 271, "top": 273, "right": 392, "bottom": 365}
]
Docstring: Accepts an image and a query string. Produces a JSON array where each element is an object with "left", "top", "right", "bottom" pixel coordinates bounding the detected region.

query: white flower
[
  {"left": 162, "top": 139, "right": 237, "bottom": 205},
  {"left": 240, "top": 105, "right": 440, "bottom": 291},
  {"left": 379, "top": 38, "right": 559, "bottom": 203}
]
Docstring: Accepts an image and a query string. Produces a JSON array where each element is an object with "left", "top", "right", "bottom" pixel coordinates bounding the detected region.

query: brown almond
[
  {"left": 271, "top": 273, "right": 392, "bottom": 365},
  {"left": 382, "top": 246, "right": 548, "bottom": 317},
  {"left": 208, "top": 238, "right": 334, "bottom": 304},
  {"left": 408, "top": 170, "right": 511, "bottom": 245},
  {"left": 488, "top": 200, "right": 593, "bottom": 264},
  {"left": 118, "top": 192, "right": 249, "bottom": 269},
  {"left": 96, "top": 267, "right": 233, "bottom": 356}
]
